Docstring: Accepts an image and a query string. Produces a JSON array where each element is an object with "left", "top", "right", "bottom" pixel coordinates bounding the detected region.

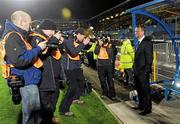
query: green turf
[
  {"left": 0, "top": 75, "right": 22, "bottom": 124},
  {"left": 0, "top": 72, "right": 119, "bottom": 124},
  {"left": 55, "top": 90, "right": 119, "bottom": 124}
]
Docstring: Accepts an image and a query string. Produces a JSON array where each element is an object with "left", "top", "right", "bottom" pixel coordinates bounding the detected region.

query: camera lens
[
  {"left": 11, "top": 87, "right": 22, "bottom": 104},
  {"left": 8, "top": 77, "right": 24, "bottom": 105}
]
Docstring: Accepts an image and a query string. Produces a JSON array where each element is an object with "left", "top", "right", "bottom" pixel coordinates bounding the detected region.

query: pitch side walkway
[{"left": 83, "top": 65, "right": 180, "bottom": 124}]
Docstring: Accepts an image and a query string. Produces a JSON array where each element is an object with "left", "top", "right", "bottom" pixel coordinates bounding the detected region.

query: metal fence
[{"left": 153, "top": 41, "right": 180, "bottom": 81}]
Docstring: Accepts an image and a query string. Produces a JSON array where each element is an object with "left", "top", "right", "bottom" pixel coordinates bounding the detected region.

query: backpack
[{"left": 0, "top": 32, "right": 13, "bottom": 79}]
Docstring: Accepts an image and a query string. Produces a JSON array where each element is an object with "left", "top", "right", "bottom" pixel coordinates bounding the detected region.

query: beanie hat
[
  {"left": 75, "top": 28, "right": 85, "bottom": 35},
  {"left": 39, "top": 20, "right": 57, "bottom": 30}
]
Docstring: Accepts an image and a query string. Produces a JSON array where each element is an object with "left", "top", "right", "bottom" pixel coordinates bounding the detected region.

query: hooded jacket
[
  {"left": 119, "top": 39, "right": 135, "bottom": 69},
  {"left": 3, "top": 20, "right": 42, "bottom": 85}
]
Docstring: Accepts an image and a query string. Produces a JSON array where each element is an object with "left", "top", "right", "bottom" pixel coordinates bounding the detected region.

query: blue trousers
[{"left": 20, "top": 85, "right": 41, "bottom": 124}]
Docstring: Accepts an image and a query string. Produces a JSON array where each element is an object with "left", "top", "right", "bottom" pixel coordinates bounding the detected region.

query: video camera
[{"left": 8, "top": 76, "right": 24, "bottom": 105}]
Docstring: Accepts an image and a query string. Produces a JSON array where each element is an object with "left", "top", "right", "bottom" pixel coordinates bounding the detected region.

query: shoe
[
  {"left": 131, "top": 107, "right": 139, "bottom": 110},
  {"left": 52, "top": 117, "right": 60, "bottom": 124},
  {"left": 73, "top": 99, "right": 85, "bottom": 104},
  {"left": 131, "top": 107, "right": 143, "bottom": 111},
  {"left": 61, "top": 112, "right": 74, "bottom": 117},
  {"left": 139, "top": 110, "right": 152, "bottom": 116},
  {"left": 110, "top": 97, "right": 117, "bottom": 101},
  {"left": 101, "top": 95, "right": 107, "bottom": 99}
]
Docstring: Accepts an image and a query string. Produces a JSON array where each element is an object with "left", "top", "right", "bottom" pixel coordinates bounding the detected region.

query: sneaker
[
  {"left": 65, "top": 112, "right": 74, "bottom": 116},
  {"left": 73, "top": 99, "right": 85, "bottom": 104},
  {"left": 101, "top": 95, "right": 107, "bottom": 99},
  {"left": 61, "top": 112, "right": 74, "bottom": 117},
  {"left": 109, "top": 96, "right": 119, "bottom": 101},
  {"left": 52, "top": 116, "right": 60, "bottom": 124}
]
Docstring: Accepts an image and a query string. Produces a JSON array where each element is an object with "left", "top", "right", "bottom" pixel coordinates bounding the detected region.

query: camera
[
  {"left": 46, "top": 31, "right": 69, "bottom": 49},
  {"left": 97, "top": 37, "right": 109, "bottom": 46},
  {"left": 8, "top": 76, "right": 24, "bottom": 105},
  {"left": 61, "top": 33, "right": 69, "bottom": 39},
  {"left": 46, "top": 42, "right": 59, "bottom": 49},
  {"left": 102, "top": 37, "right": 109, "bottom": 44},
  {"left": 46, "top": 35, "right": 60, "bottom": 49},
  {"left": 55, "top": 30, "right": 69, "bottom": 39}
]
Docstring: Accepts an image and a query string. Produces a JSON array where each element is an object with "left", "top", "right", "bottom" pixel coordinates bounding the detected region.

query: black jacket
[
  {"left": 30, "top": 31, "right": 61, "bottom": 91},
  {"left": 94, "top": 43, "right": 114, "bottom": 66},
  {"left": 111, "top": 40, "right": 117, "bottom": 60},
  {"left": 61, "top": 39, "right": 85, "bottom": 70},
  {"left": 133, "top": 36, "right": 153, "bottom": 76}
]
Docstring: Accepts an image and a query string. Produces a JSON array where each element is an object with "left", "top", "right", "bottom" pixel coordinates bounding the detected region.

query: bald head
[{"left": 11, "top": 11, "right": 32, "bottom": 31}]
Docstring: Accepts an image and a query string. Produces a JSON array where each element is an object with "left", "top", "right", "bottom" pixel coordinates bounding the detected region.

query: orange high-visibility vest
[
  {"left": 67, "top": 41, "right": 80, "bottom": 61},
  {"left": 1, "top": 31, "right": 43, "bottom": 78},
  {"left": 98, "top": 44, "right": 111, "bottom": 59},
  {"left": 30, "top": 32, "right": 61, "bottom": 60}
]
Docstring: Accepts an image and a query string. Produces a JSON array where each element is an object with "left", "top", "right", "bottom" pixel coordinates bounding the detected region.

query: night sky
[
  {"left": 0, "top": 0, "right": 124, "bottom": 20},
  {"left": 0, "top": 0, "right": 153, "bottom": 36},
  {"left": 0, "top": 0, "right": 151, "bottom": 20}
]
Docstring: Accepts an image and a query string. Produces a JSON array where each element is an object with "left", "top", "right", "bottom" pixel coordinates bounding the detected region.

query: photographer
[
  {"left": 2, "top": 11, "right": 47, "bottom": 124},
  {"left": 30, "top": 19, "right": 63, "bottom": 124},
  {"left": 94, "top": 37, "right": 116, "bottom": 100},
  {"left": 59, "top": 28, "right": 90, "bottom": 116},
  {"left": 85, "top": 35, "right": 97, "bottom": 69}
]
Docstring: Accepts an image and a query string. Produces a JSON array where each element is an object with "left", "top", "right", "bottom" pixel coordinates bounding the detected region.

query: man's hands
[
  {"left": 53, "top": 31, "right": 62, "bottom": 40},
  {"left": 53, "top": 31, "right": 65, "bottom": 44},
  {"left": 38, "top": 40, "right": 48, "bottom": 50},
  {"left": 98, "top": 40, "right": 103, "bottom": 46},
  {"left": 59, "top": 37, "right": 64, "bottom": 44}
]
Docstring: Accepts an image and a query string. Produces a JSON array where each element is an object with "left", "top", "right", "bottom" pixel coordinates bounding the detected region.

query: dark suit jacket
[{"left": 133, "top": 36, "right": 153, "bottom": 76}]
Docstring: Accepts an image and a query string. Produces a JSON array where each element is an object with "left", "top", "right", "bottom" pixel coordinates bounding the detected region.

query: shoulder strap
[{"left": 29, "top": 32, "right": 48, "bottom": 41}]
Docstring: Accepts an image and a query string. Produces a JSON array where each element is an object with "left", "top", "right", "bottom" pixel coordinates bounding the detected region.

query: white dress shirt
[{"left": 138, "top": 35, "right": 145, "bottom": 44}]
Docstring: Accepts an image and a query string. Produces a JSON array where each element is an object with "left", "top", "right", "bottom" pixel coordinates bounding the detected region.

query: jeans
[{"left": 20, "top": 85, "right": 41, "bottom": 124}]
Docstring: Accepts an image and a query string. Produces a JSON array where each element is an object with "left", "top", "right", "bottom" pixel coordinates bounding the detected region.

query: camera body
[
  {"left": 8, "top": 76, "right": 24, "bottom": 105},
  {"left": 102, "top": 38, "right": 109, "bottom": 44},
  {"left": 97, "top": 37, "right": 109, "bottom": 46},
  {"left": 46, "top": 31, "right": 69, "bottom": 50},
  {"left": 46, "top": 42, "right": 59, "bottom": 49},
  {"left": 55, "top": 30, "right": 69, "bottom": 39}
]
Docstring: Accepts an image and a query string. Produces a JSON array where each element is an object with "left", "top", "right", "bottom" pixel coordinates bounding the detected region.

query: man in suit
[{"left": 133, "top": 25, "right": 153, "bottom": 115}]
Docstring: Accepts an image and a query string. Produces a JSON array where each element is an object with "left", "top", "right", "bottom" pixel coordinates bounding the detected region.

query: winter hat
[
  {"left": 75, "top": 28, "right": 85, "bottom": 35},
  {"left": 39, "top": 19, "right": 57, "bottom": 30}
]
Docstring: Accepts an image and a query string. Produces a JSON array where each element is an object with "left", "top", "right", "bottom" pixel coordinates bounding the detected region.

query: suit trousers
[{"left": 134, "top": 72, "right": 152, "bottom": 111}]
